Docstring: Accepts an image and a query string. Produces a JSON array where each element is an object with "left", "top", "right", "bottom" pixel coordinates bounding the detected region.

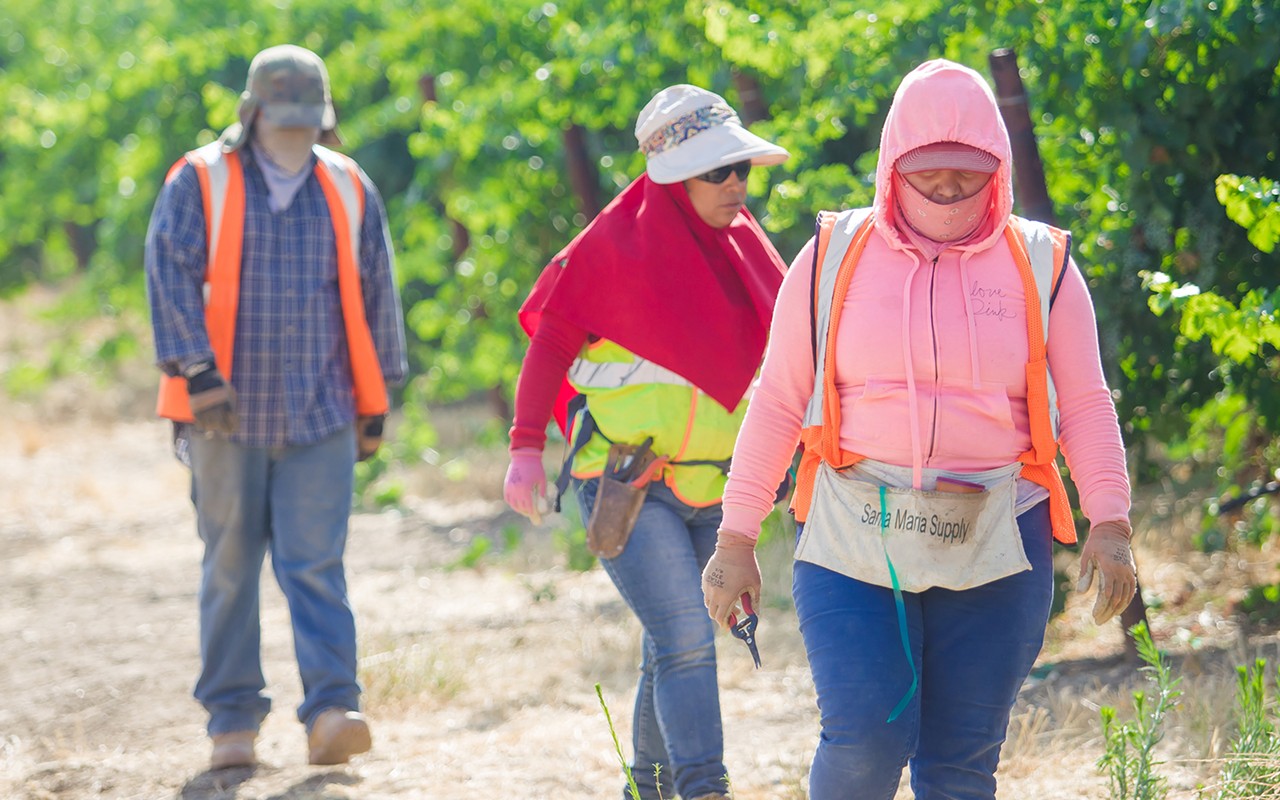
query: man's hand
[
  {"left": 1077, "top": 519, "right": 1137, "bottom": 625},
  {"left": 357, "top": 415, "right": 385, "bottom": 461},
  {"left": 702, "top": 530, "right": 761, "bottom": 630},
  {"left": 503, "top": 448, "right": 547, "bottom": 524},
  {"left": 185, "top": 361, "right": 238, "bottom": 435}
]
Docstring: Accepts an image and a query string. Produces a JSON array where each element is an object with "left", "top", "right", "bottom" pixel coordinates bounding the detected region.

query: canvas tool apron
[{"left": 798, "top": 460, "right": 1029, "bottom": 592}]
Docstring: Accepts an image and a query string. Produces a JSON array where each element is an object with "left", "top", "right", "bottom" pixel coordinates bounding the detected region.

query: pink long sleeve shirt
[{"left": 720, "top": 60, "right": 1130, "bottom": 540}]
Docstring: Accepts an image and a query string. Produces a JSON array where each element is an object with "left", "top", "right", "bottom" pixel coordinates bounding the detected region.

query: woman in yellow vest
[
  {"left": 503, "top": 84, "right": 789, "bottom": 800},
  {"left": 701, "top": 59, "right": 1136, "bottom": 799}
]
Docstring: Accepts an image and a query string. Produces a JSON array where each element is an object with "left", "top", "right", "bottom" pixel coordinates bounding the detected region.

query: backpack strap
[
  {"left": 1049, "top": 230, "right": 1070, "bottom": 308},
  {"left": 810, "top": 211, "right": 840, "bottom": 370},
  {"left": 553, "top": 393, "right": 595, "bottom": 512}
]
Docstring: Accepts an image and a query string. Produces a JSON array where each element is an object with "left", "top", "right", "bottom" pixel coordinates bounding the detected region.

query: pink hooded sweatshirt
[{"left": 720, "top": 59, "right": 1131, "bottom": 539}]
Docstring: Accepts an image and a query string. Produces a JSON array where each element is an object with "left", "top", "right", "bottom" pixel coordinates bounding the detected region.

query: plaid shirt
[{"left": 145, "top": 147, "right": 407, "bottom": 447}]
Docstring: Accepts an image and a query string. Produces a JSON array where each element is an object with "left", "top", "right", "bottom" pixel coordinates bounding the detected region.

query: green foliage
[
  {"left": 757, "top": 503, "right": 795, "bottom": 547},
  {"left": 1098, "top": 621, "right": 1181, "bottom": 800},
  {"left": 1146, "top": 271, "right": 1280, "bottom": 367},
  {"left": 3, "top": 0, "right": 1279, "bottom": 510},
  {"left": 447, "top": 535, "right": 492, "bottom": 570},
  {"left": 554, "top": 500, "right": 596, "bottom": 573},
  {"left": 1217, "top": 175, "right": 1280, "bottom": 255},
  {"left": 1144, "top": 167, "right": 1279, "bottom": 534},
  {"left": 353, "top": 449, "right": 403, "bottom": 511},
  {"left": 1228, "top": 498, "right": 1280, "bottom": 549},
  {"left": 1235, "top": 584, "right": 1280, "bottom": 628},
  {"left": 1049, "top": 567, "right": 1073, "bottom": 619}
]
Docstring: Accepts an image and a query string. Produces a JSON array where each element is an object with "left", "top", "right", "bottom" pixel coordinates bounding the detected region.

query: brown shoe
[
  {"left": 210, "top": 730, "right": 257, "bottom": 770},
  {"left": 307, "top": 708, "right": 372, "bottom": 765}
]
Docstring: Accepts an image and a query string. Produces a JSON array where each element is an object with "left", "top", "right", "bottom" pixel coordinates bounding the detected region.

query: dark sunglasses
[{"left": 695, "top": 160, "right": 752, "bottom": 184}]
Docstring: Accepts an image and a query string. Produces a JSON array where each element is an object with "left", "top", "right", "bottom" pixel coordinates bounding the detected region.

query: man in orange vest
[{"left": 144, "top": 45, "right": 406, "bottom": 771}]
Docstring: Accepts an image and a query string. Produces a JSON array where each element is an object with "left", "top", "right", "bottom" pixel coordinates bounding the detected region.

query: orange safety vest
[
  {"left": 155, "top": 141, "right": 388, "bottom": 422},
  {"left": 791, "top": 209, "right": 1079, "bottom": 544}
]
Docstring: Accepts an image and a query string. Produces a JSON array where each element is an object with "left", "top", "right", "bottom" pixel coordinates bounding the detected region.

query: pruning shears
[{"left": 727, "top": 593, "right": 761, "bottom": 669}]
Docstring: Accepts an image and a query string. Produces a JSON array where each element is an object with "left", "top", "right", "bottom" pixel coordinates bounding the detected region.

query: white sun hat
[{"left": 635, "top": 84, "right": 789, "bottom": 184}]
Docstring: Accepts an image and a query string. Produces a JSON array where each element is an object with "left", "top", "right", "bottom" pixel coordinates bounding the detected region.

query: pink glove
[
  {"left": 1077, "top": 519, "right": 1137, "bottom": 624},
  {"left": 702, "top": 530, "right": 761, "bottom": 630},
  {"left": 504, "top": 448, "right": 547, "bottom": 524}
]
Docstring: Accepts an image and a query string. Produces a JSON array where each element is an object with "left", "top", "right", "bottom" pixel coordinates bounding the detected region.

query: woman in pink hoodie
[{"left": 700, "top": 59, "right": 1137, "bottom": 798}]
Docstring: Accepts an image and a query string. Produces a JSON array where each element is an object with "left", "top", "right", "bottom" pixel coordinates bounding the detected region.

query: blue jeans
[
  {"left": 794, "top": 502, "right": 1054, "bottom": 800},
  {"left": 188, "top": 427, "right": 361, "bottom": 736},
  {"left": 576, "top": 478, "right": 729, "bottom": 800}
]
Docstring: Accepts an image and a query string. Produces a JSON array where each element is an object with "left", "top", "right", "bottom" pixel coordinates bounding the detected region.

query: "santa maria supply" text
[{"left": 860, "top": 503, "right": 970, "bottom": 544}]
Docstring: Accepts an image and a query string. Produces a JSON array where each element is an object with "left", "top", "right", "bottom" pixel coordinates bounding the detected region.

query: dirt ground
[{"left": 1, "top": 318, "right": 1278, "bottom": 798}]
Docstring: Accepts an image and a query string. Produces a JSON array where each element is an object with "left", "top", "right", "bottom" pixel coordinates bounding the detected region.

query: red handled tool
[{"left": 728, "top": 593, "right": 761, "bottom": 669}]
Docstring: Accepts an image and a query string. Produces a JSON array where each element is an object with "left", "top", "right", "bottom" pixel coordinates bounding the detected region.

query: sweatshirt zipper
[{"left": 926, "top": 256, "right": 941, "bottom": 461}]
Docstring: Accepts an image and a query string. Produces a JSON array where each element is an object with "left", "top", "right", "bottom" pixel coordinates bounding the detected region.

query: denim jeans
[
  {"left": 188, "top": 427, "right": 361, "bottom": 736},
  {"left": 576, "top": 478, "right": 729, "bottom": 800},
  {"left": 793, "top": 501, "right": 1054, "bottom": 800}
]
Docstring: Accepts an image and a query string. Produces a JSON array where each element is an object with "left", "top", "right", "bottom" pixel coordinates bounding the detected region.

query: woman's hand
[
  {"left": 503, "top": 448, "right": 547, "bottom": 524},
  {"left": 702, "top": 530, "right": 762, "bottom": 629},
  {"left": 1077, "top": 520, "right": 1137, "bottom": 624}
]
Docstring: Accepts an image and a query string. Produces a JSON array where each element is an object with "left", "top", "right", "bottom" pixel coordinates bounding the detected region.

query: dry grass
[{"left": 358, "top": 639, "right": 469, "bottom": 708}]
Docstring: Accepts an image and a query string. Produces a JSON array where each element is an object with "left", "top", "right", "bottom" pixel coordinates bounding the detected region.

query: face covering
[
  {"left": 250, "top": 139, "right": 312, "bottom": 213},
  {"left": 894, "top": 173, "right": 994, "bottom": 243}
]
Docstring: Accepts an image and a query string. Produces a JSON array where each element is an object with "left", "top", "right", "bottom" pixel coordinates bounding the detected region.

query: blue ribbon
[{"left": 880, "top": 484, "right": 918, "bottom": 723}]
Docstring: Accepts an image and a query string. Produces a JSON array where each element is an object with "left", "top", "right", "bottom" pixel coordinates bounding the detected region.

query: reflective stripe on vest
[
  {"left": 155, "top": 142, "right": 389, "bottom": 421},
  {"left": 568, "top": 351, "right": 693, "bottom": 390},
  {"left": 792, "top": 208, "right": 1078, "bottom": 544}
]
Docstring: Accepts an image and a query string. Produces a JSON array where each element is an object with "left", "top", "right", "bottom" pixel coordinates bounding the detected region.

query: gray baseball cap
[{"left": 219, "top": 44, "right": 342, "bottom": 152}]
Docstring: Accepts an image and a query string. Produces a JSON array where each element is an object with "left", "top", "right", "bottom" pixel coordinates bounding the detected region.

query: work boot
[
  {"left": 307, "top": 708, "right": 372, "bottom": 765},
  {"left": 209, "top": 730, "right": 256, "bottom": 770}
]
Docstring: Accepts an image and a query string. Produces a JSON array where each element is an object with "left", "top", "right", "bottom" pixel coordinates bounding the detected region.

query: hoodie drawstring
[
  {"left": 958, "top": 250, "right": 982, "bottom": 387},
  {"left": 899, "top": 253, "right": 926, "bottom": 490}
]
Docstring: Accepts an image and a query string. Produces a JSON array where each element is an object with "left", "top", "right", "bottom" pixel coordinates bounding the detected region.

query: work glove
[
  {"left": 702, "top": 529, "right": 761, "bottom": 630},
  {"left": 357, "top": 415, "right": 385, "bottom": 461},
  {"left": 1077, "top": 519, "right": 1137, "bottom": 625},
  {"left": 358, "top": 417, "right": 386, "bottom": 460},
  {"left": 504, "top": 448, "right": 547, "bottom": 524},
  {"left": 184, "top": 361, "right": 238, "bottom": 435}
]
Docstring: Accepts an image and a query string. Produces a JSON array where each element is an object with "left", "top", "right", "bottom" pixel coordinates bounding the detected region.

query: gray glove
[
  {"left": 1077, "top": 520, "right": 1137, "bottom": 624},
  {"left": 184, "top": 361, "right": 238, "bottom": 435}
]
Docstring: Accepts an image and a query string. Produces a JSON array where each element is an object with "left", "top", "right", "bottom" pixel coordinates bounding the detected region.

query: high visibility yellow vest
[
  {"left": 793, "top": 209, "right": 1078, "bottom": 544},
  {"left": 569, "top": 338, "right": 747, "bottom": 507},
  {"left": 155, "top": 142, "right": 388, "bottom": 422}
]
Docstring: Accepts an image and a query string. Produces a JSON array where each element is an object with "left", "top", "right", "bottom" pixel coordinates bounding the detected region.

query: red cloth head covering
[{"left": 519, "top": 174, "right": 786, "bottom": 431}]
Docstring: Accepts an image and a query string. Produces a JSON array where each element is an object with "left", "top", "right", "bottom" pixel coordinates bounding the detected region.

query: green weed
[
  {"left": 1208, "top": 659, "right": 1280, "bottom": 798},
  {"left": 596, "top": 683, "right": 646, "bottom": 800},
  {"left": 1098, "top": 621, "right": 1181, "bottom": 800},
  {"left": 447, "top": 536, "right": 492, "bottom": 570}
]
